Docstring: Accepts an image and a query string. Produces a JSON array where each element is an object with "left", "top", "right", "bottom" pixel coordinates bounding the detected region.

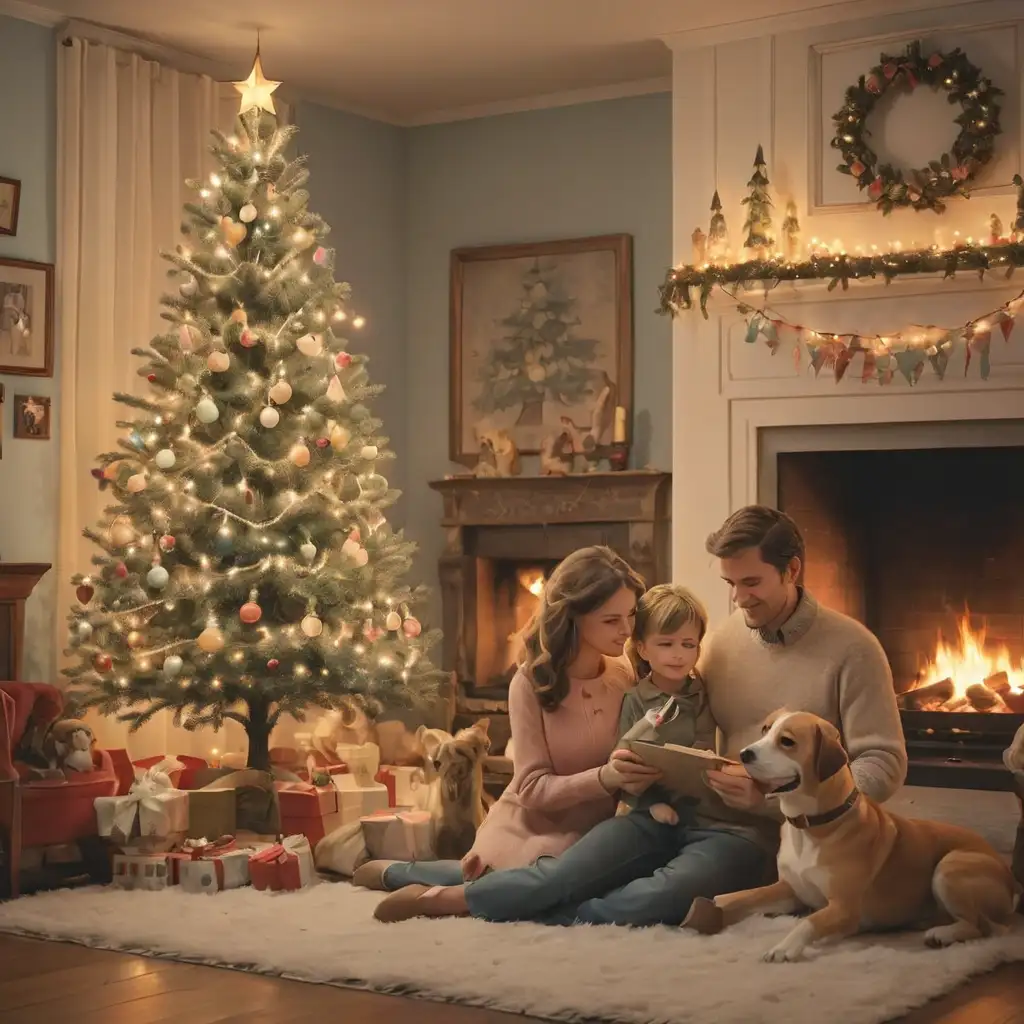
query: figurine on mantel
[
  {"left": 472, "top": 427, "right": 520, "bottom": 478},
  {"left": 539, "top": 428, "right": 575, "bottom": 475},
  {"left": 691, "top": 227, "right": 707, "bottom": 266}
]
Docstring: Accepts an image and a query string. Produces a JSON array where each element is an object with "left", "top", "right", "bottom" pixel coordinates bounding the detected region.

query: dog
[
  {"left": 683, "top": 709, "right": 1020, "bottom": 962},
  {"left": 432, "top": 719, "right": 491, "bottom": 861}
]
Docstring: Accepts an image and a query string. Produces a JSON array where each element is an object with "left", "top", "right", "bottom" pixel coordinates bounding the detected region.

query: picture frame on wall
[
  {"left": 13, "top": 394, "right": 51, "bottom": 440},
  {"left": 0, "top": 257, "right": 54, "bottom": 377},
  {"left": 450, "top": 234, "right": 633, "bottom": 465},
  {"left": 0, "top": 177, "right": 21, "bottom": 236}
]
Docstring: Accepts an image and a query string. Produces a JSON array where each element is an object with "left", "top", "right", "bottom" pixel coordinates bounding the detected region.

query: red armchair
[{"left": 0, "top": 682, "right": 118, "bottom": 897}]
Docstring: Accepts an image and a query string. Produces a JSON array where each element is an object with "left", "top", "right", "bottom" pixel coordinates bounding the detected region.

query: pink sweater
[{"left": 469, "top": 658, "right": 632, "bottom": 871}]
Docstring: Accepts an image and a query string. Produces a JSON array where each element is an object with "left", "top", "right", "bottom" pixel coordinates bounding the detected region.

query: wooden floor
[{"left": 0, "top": 934, "right": 1021, "bottom": 1024}]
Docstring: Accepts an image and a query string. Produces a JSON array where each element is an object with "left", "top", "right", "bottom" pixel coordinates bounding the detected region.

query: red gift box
[
  {"left": 277, "top": 782, "right": 344, "bottom": 846},
  {"left": 375, "top": 768, "right": 396, "bottom": 807},
  {"left": 249, "top": 835, "right": 314, "bottom": 891},
  {"left": 167, "top": 835, "right": 235, "bottom": 884}
]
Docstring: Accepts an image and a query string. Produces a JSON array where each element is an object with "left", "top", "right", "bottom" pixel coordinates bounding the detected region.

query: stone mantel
[{"left": 429, "top": 471, "right": 671, "bottom": 528}]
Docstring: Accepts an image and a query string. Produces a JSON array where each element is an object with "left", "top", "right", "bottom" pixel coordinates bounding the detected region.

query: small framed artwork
[
  {"left": 13, "top": 394, "right": 50, "bottom": 440},
  {"left": 450, "top": 234, "right": 633, "bottom": 464},
  {"left": 0, "top": 177, "right": 20, "bottom": 236},
  {"left": 0, "top": 257, "right": 54, "bottom": 377}
]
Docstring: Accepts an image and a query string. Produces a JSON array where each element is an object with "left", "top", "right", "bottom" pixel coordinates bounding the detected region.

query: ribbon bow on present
[
  {"left": 181, "top": 835, "right": 236, "bottom": 860},
  {"left": 110, "top": 767, "right": 176, "bottom": 840}
]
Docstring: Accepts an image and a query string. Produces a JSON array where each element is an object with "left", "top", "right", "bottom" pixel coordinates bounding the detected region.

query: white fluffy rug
[{"left": 0, "top": 882, "right": 1022, "bottom": 1024}]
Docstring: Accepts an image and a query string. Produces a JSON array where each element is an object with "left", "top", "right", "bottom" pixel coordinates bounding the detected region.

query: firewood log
[
  {"left": 965, "top": 683, "right": 999, "bottom": 712},
  {"left": 897, "top": 678, "right": 954, "bottom": 710},
  {"left": 984, "top": 671, "right": 1011, "bottom": 696},
  {"left": 1005, "top": 690, "right": 1024, "bottom": 715}
]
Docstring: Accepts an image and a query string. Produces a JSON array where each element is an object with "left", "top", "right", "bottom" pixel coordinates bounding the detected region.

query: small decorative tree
[
  {"left": 742, "top": 145, "right": 774, "bottom": 257},
  {"left": 707, "top": 190, "right": 729, "bottom": 261},
  {"left": 781, "top": 200, "right": 801, "bottom": 262}
]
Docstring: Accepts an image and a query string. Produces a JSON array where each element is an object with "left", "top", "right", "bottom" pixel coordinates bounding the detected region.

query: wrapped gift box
[
  {"left": 167, "top": 835, "right": 235, "bottom": 885},
  {"left": 179, "top": 767, "right": 280, "bottom": 838},
  {"left": 178, "top": 842, "right": 251, "bottom": 894},
  {"left": 249, "top": 835, "right": 316, "bottom": 892},
  {"left": 112, "top": 851, "right": 173, "bottom": 890},
  {"left": 277, "top": 782, "right": 345, "bottom": 846},
  {"left": 361, "top": 809, "right": 434, "bottom": 861},
  {"left": 333, "top": 742, "right": 390, "bottom": 822},
  {"left": 381, "top": 765, "right": 430, "bottom": 807},
  {"left": 94, "top": 767, "right": 189, "bottom": 851}
]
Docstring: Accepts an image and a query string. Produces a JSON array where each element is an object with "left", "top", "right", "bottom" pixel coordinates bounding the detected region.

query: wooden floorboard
[{"left": 0, "top": 934, "right": 1021, "bottom": 1024}]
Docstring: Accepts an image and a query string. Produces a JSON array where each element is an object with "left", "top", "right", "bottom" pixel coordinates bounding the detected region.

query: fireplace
[{"left": 762, "top": 423, "right": 1024, "bottom": 791}]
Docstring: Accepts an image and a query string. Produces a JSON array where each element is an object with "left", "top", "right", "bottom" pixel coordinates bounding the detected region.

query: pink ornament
[
  {"left": 402, "top": 616, "right": 422, "bottom": 638},
  {"left": 94, "top": 653, "right": 113, "bottom": 673},
  {"left": 158, "top": 534, "right": 176, "bottom": 552},
  {"left": 335, "top": 351, "right": 352, "bottom": 370},
  {"left": 240, "top": 601, "right": 262, "bottom": 624},
  {"left": 313, "top": 247, "right": 328, "bottom": 266},
  {"left": 315, "top": 437, "right": 330, "bottom": 448},
  {"left": 115, "top": 562, "right": 129, "bottom": 579},
  {"left": 348, "top": 527, "right": 361, "bottom": 543},
  {"left": 240, "top": 328, "right": 257, "bottom": 348},
  {"left": 267, "top": 658, "right": 280, "bottom": 670}
]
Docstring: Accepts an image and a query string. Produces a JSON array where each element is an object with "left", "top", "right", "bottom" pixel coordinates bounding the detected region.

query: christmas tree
[
  {"left": 707, "top": 190, "right": 729, "bottom": 260},
  {"left": 63, "top": 54, "right": 442, "bottom": 770},
  {"left": 742, "top": 145, "right": 774, "bottom": 254},
  {"left": 474, "top": 261, "right": 599, "bottom": 428}
]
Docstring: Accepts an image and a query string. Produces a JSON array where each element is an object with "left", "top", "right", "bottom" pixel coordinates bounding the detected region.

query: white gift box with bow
[{"left": 94, "top": 765, "right": 189, "bottom": 851}]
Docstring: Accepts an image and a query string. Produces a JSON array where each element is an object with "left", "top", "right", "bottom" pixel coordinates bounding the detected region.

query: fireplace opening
[
  {"left": 776, "top": 444, "right": 1024, "bottom": 789},
  {"left": 473, "top": 559, "right": 558, "bottom": 695}
]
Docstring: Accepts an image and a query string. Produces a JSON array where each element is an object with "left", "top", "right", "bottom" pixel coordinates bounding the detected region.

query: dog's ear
[
  {"left": 813, "top": 725, "right": 848, "bottom": 782},
  {"left": 472, "top": 717, "right": 490, "bottom": 738}
]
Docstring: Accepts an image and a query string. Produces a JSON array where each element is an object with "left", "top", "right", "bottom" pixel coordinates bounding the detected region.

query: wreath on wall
[{"left": 831, "top": 40, "right": 1002, "bottom": 215}]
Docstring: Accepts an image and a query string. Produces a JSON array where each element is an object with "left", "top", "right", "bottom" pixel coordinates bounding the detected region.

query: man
[{"left": 701, "top": 505, "right": 907, "bottom": 812}]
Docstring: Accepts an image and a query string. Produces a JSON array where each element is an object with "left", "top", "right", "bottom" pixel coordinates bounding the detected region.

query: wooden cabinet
[{"left": 0, "top": 563, "right": 51, "bottom": 681}]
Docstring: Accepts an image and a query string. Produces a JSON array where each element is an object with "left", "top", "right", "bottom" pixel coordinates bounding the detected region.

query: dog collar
[{"left": 785, "top": 788, "right": 860, "bottom": 830}]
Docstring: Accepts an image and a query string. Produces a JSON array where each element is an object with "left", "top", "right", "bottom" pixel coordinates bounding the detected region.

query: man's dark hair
[{"left": 705, "top": 505, "right": 804, "bottom": 575}]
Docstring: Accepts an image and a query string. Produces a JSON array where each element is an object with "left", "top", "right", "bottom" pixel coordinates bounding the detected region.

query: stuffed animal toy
[{"left": 43, "top": 719, "right": 96, "bottom": 772}]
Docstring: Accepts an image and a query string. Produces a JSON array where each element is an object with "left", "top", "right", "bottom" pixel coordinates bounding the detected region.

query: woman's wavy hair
[
  {"left": 517, "top": 546, "right": 646, "bottom": 711},
  {"left": 625, "top": 583, "right": 708, "bottom": 680}
]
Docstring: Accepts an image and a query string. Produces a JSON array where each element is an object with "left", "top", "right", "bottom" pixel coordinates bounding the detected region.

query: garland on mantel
[
  {"left": 658, "top": 238, "right": 1024, "bottom": 319},
  {"left": 736, "top": 288, "right": 1023, "bottom": 385}
]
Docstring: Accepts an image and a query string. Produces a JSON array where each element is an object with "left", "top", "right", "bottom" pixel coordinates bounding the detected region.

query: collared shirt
[{"left": 752, "top": 588, "right": 818, "bottom": 647}]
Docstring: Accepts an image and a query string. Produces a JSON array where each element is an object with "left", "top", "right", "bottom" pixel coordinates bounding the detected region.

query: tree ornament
[
  {"left": 329, "top": 423, "right": 350, "bottom": 450},
  {"left": 220, "top": 215, "right": 247, "bottom": 247},
  {"left": 342, "top": 537, "right": 362, "bottom": 561},
  {"left": 259, "top": 406, "right": 281, "bottom": 429},
  {"left": 197, "top": 625, "right": 225, "bottom": 653},
  {"left": 301, "top": 613, "right": 323, "bottom": 638},
  {"left": 831, "top": 41, "right": 1002, "bottom": 215},
  {"left": 289, "top": 443, "right": 311, "bottom": 467},
  {"left": 178, "top": 323, "right": 200, "bottom": 351},
  {"left": 127, "top": 630, "right": 144, "bottom": 648},
  {"left": 230, "top": 309, "right": 248, "bottom": 327},
  {"left": 126, "top": 473, "right": 147, "bottom": 494},
  {"left": 179, "top": 274, "right": 197, "bottom": 297},
  {"left": 109, "top": 519, "right": 135, "bottom": 547},
  {"left": 296, "top": 333, "right": 322, "bottom": 357},
  {"left": 115, "top": 562, "right": 129, "bottom": 579},
  {"left": 267, "top": 658, "right": 280, "bottom": 671},
  {"left": 742, "top": 145, "right": 774, "bottom": 255},
  {"left": 313, "top": 246, "right": 329, "bottom": 265},
  {"left": 94, "top": 653, "right": 113, "bottom": 673},
  {"left": 196, "top": 398, "right": 220, "bottom": 424},
  {"left": 233, "top": 49, "right": 282, "bottom": 116},
  {"left": 385, "top": 611, "right": 402, "bottom": 631},
  {"left": 315, "top": 437, "right": 330, "bottom": 449},
  {"left": 360, "top": 444, "right": 378, "bottom": 461},
  {"left": 147, "top": 564, "right": 170, "bottom": 589},
  {"left": 76, "top": 584, "right": 94, "bottom": 604},
  {"left": 268, "top": 380, "right": 293, "bottom": 405},
  {"left": 326, "top": 375, "right": 347, "bottom": 403},
  {"left": 239, "top": 203, "right": 258, "bottom": 223},
  {"left": 155, "top": 448, "right": 176, "bottom": 470},
  {"left": 403, "top": 616, "right": 422, "bottom": 638},
  {"left": 207, "top": 350, "right": 230, "bottom": 373},
  {"left": 363, "top": 620, "right": 384, "bottom": 644},
  {"left": 147, "top": 372, "right": 157, "bottom": 383},
  {"left": 75, "top": 620, "right": 93, "bottom": 640},
  {"left": 691, "top": 227, "right": 707, "bottom": 265},
  {"left": 103, "top": 462, "right": 120, "bottom": 481},
  {"left": 335, "top": 351, "right": 352, "bottom": 370},
  {"left": 240, "top": 592, "right": 262, "bottom": 624},
  {"left": 299, "top": 541, "right": 316, "bottom": 562},
  {"left": 163, "top": 655, "right": 183, "bottom": 677},
  {"left": 158, "top": 534, "right": 176, "bottom": 552},
  {"left": 239, "top": 328, "right": 258, "bottom": 348}
]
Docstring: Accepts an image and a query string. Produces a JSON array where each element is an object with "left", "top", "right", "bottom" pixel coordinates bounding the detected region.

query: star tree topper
[{"left": 234, "top": 49, "right": 281, "bottom": 115}]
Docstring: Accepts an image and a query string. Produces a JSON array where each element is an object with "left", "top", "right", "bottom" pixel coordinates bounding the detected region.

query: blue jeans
[
  {"left": 382, "top": 859, "right": 465, "bottom": 889},
  {"left": 463, "top": 812, "right": 770, "bottom": 927}
]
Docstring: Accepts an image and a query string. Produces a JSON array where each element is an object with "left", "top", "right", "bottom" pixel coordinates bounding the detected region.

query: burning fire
[
  {"left": 900, "top": 615, "right": 1024, "bottom": 714},
  {"left": 518, "top": 568, "right": 546, "bottom": 598}
]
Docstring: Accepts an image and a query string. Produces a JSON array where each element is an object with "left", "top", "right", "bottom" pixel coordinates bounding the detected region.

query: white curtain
[{"left": 55, "top": 37, "right": 285, "bottom": 759}]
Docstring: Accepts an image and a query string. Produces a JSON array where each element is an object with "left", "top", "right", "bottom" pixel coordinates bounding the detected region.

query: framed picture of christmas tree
[{"left": 450, "top": 234, "right": 633, "bottom": 464}]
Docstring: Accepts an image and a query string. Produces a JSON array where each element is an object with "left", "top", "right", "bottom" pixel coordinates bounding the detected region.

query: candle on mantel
[{"left": 613, "top": 405, "right": 627, "bottom": 444}]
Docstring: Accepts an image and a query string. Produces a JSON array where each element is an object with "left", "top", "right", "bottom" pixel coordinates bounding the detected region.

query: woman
[{"left": 353, "top": 545, "right": 657, "bottom": 892}]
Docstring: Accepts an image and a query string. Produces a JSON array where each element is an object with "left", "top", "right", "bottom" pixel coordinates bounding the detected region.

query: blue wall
[
  {"left": 0, "top": 16, "right": 57, "bottom": 681},
  {"left": 404, "top": 95, "right": 673, "bottom": 618}
]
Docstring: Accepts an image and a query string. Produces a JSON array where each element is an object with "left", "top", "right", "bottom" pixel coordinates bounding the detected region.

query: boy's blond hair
[{"left": 626, "top": 583, "right": 708, "bottom": 678}]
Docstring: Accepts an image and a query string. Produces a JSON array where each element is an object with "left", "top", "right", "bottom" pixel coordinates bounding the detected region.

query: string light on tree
[{"left": 63, "top": 48, "right": 443, "bottom": 771}]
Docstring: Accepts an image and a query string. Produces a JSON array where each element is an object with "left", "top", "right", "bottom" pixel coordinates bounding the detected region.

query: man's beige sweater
[{"left": 700, "top": 590, "right": 907, "bottom": 805}]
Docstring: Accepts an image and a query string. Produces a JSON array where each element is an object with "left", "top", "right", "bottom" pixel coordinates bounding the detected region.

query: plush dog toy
[{"left": 43, "top": 719, "right": 96, "bottom": 772}]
